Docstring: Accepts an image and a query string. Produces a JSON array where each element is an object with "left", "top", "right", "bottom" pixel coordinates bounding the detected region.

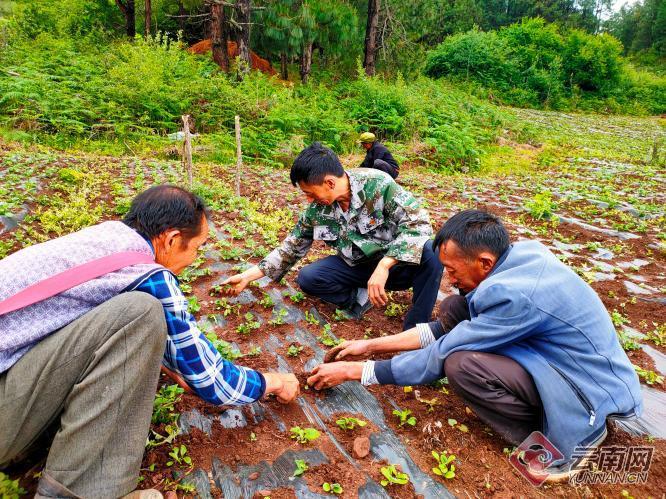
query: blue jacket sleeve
[{"left": 374, "top": 283, "right": 543, "bottom": 385}]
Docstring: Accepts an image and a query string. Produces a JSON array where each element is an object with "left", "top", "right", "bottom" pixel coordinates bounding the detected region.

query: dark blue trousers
[{"left": 296, "top": 241, "right": 443, "bottom": 329}]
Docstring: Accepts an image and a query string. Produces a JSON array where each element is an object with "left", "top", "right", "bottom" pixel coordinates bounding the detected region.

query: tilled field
[{"left": 1, "top": 109, "right": 665, "bottom": 498}]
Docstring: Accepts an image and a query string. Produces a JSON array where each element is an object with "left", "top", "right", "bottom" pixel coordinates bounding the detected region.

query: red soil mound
[{"left": 189, "top": 39, "right": 277, "bottom": 75}]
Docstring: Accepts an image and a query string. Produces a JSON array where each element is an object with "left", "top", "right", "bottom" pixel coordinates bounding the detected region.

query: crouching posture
[
  {"left": 309, "top": 210, "right": 642, "bottom": 480},
  {"left": 0, "top": 186, "right": 298, "bottom": 499},
  {"left": 223, "top": 142, "right": 443, "bottom": 329}
]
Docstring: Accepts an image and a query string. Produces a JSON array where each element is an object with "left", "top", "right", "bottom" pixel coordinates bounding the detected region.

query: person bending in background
[{"left": 359, "top": 132, "right": 400, "bottom": 179}]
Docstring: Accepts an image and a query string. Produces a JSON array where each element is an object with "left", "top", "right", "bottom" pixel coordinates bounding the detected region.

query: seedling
[
  {"left": 151, "top": 384, "right": 184, "bottom": 425},
  {"left": 166, "top": 444, "right": 192, "bottom": 467},
  {"left": 431, "top": 451, "right": 456, "bottom": 479},
  {"left": 259, "top": 293, "right": 275, "bottom": 308},
  {"left": 304, "top": 310, "right": 320, "bottom": 325},
  {"left": 393, "top": 409, "right": 416, "bottom": 427},
  {"left": 292, "top": 459, "right": 308, "bottom": 477},
  {"left": 287, "top": 343, "right": 304, "bottom": 357},
  {"left": 205, "top": 331, "right": 243, "bottom": 361},
  {"left": 333, "top": 309, "right": 349, "bottom": 321},
  {"left": 187, "top": 295, "right": 201, "bottom": 314},
  {"left": 322, "top": 482, "right": 343, "bottom": 494},
  {"left": 290, "top": 426, "right": 320, "bottom": 444},
  {"left": 249, "top": 432, "right": 257, "bottom": 442},
  {"left": 246, "top": 346, "right": 262, "bottom": 357},
  {"left": 237, "top": 312, "right": 260, "bottom": 335},
  {"left": 319, "top": 324, "right": 341, "bottom": 347},
  {"left": 385, "top": 302, "right": 408, "bottom": 317},
  {"left": 335, "top": 417, "right": 367, "bottom": 431},
  {"left": 418, "top": 397, "right": 440, "bottom": 412},
  {"left": 380, "top": 464, "right": 409, "bottom": 487},
  {"left": 0, "top": 471, "right": 26, "bottom": 498},
  {"left": 289, "top": 291, "right": 306, "bottom": 303},
  {"left": 269, "top": 307, "right": 289, "bottom": 326},
  {"left": 634, "top": 365, "right": 664, "bottom": 385},
  {"left": 214, "top": 298, "right": 240, "bottom": 317}
]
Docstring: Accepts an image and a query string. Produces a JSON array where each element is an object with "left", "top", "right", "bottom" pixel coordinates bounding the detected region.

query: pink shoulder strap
[{"left": 0, "top": 251, "right": 155, "bottom": 316}]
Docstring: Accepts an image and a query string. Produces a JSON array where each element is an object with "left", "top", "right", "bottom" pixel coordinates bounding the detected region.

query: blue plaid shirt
[{"left": 134, "top": 270, "right": 266, "bottom": 405}]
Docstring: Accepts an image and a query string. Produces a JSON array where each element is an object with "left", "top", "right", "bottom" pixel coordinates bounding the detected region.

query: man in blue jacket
[{"left": 308, "top": 210, "right": 643, "bottom": 480}]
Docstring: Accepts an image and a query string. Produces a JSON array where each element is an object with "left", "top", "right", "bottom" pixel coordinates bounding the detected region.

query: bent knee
[
  {"left": 444, "top": 351, "right": 481, "bottom": 383},
  {"left": 296, "top": 265, "right": 323, "bottom": 294},
  {"left": 114, "top": 292, "right": 167, "bottom": 341}
]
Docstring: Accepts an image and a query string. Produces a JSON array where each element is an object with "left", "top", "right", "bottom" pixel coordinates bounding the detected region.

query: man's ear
[
  {"left": 163, "top": 229, "right": 181, "bottom": 251},
  {"left": 324, "top": 177, "right": 336, "bottom": 190},
  {"left": 478, "top": 252, "right": 497, "bottom": 274}
]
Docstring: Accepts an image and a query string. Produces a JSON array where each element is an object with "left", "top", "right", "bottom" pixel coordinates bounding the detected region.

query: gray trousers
[
  {"left": 0, "top": 292, "right": 167, "bottom": 498},
  {"left": 440, "top": 295, "right": 543, "bottom": 445}
]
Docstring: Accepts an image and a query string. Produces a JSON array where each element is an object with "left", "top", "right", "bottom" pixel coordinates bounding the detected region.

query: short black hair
[
  {"left": 123, "top": 185, "right": 209, "bottom": 243},
  {"left": 290, "top": 142, "right": 344, "bottom": 186},
  {"left": 434, "top": 210, "right": 510, "bottom": 259}
]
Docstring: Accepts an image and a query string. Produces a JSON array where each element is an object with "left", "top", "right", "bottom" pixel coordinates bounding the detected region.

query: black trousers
[
  {"left": 439, "top": 295, "right": 544, "bottom": 445},
  {"left": 296, "top": 241, "right": 443, "bottom": 330},
  {"left": 371, "top": 159, "right": 399, "bottom": 179}
]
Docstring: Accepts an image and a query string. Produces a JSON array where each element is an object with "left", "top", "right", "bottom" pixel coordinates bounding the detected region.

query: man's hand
[
  {"left": 367, "top": 257, "right": 397, "bottom": 306},
  {"left": 307, "top": 362, "right": 363, "bottom": 390},
  {"left": 263, "top": 372, "right": 300, "bottom": 403},
  {"left": 221, "top": 265, "right": 265, "bottom": 296},
  {"left": 324, "top": 339, "right": 371, "bottom": 363}
]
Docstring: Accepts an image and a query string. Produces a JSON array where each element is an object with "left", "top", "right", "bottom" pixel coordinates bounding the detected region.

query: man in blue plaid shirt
[{"left": 0, "top": 186, "right": 298, "bottom": 499}]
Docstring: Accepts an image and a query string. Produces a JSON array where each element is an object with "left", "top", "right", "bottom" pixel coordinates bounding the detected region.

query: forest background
[{"left": 0, "top": 0, "right": 663, "bottom": 172}]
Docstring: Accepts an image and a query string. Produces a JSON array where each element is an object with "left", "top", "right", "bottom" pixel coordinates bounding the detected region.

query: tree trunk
[
  {"left": 210, "top": 1, "right": 229, "bottom": 71},
  {"left": 144, "top": 0, "right": 151, "bottom": 37},
  {"left": 177, "top": 0, "right": 185, "bottom": 32},
  {"left": 235, "top": 0, "right": 252, "bottom": 77},
  {"left": 300, "top": 41, "right": 313, "bottom": 84},
  {"left": 363, "top": 0, "right": 379, "bottom": 76},
  {"left": 280, "top": 52, "right": 288, "bottom": 80},
  {"left": 115, "top": 0, "right": 136, "bottom": 38}
]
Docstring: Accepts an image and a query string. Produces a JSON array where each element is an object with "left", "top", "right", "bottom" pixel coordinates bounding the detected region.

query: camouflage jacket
[{"left": 258, "top": 169, "right": 432, "bottom": 281}]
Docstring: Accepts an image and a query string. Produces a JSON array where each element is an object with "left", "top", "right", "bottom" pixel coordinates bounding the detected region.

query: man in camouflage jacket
[{"left": 223, "top": 143, "right": 443, "bottom": 329}]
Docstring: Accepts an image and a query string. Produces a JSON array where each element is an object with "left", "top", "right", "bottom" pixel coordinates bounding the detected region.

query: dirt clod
[{"left": 352, "top": 436, "right": 370, "bottom": 459}]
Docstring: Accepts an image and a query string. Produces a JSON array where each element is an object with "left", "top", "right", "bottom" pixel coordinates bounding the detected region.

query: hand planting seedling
[
  {"left": 287, "top": 343, "right": 304, "bottom": 357},
  {"left": 380, "top": 464, "right": 410, "bottom": 487},
  {"left": 290, "top": 426, "right": 320, "bottom": 444},
  {"left": 393, "top": 408, "right": 416, "bottom": 427},
  {"left": 322, "top": 482, "right": 343, "bottom": 495},
  {"left": 336, "top": 416, "right": 367, "bottom": 431},
  {"left": 431, "top": 451, "right": 456, "bottom": 479},
  {"left": 292, "top": 459, "right": 308, "bottom": 477}
]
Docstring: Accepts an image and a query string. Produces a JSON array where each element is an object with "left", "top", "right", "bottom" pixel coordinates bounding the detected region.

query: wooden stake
[
  {"left": 235, "top": 115, "right": 242, "bottom": 196},
  {"left": 182, "top": 114, "right": 193, "bottom": 187}
]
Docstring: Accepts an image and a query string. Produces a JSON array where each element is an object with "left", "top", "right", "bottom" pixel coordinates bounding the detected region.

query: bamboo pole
[
  {"left": 235, "top": 115, "right": 242, "bottom": 196},
  {"left": 182, "top": 114, "right": 193, "bottom": 187}
]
